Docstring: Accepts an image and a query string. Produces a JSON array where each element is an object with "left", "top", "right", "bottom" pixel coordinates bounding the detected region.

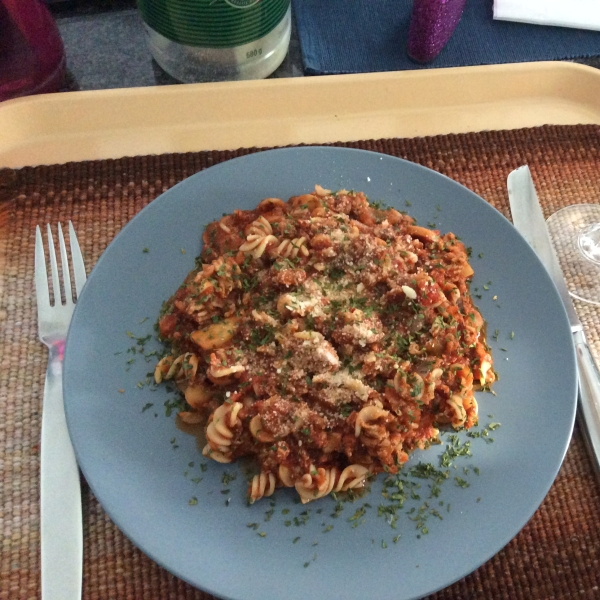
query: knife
[{"left": 507, "top": 165, "right": 600, "bottom": 474}]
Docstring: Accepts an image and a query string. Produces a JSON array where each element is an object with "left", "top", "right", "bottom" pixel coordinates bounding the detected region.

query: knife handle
[{"left": 574, "top": 329, "right": 600, "bottom": 476}]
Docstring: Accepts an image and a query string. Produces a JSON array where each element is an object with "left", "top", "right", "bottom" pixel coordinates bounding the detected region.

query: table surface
[
  {"left": 51, "top": 0, "right": 304, "bottom": 92},
  {"left": 49, "top": 0, "right": 600, "bottom": 91}
]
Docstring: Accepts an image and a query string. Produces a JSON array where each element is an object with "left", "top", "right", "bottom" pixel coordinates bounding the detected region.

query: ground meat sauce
[{"left": 155, "top": 186, "right": 495, "bottom": 504}]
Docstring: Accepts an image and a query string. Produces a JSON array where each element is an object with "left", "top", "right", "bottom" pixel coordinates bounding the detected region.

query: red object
[{"left": 0, "top": 0, "right": 66, "bottom": 101}]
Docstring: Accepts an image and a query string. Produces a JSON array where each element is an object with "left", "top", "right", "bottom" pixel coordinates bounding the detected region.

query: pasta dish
[{"left": 154, "top": 186, "right": 495, "bottom": 504}]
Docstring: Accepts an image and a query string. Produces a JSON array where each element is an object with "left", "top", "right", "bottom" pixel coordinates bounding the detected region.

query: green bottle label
[{"left": 138, "top": 0, "right": 290, "bottom": 48}]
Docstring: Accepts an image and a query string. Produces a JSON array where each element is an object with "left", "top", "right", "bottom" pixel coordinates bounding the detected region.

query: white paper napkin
[{"left": 493, "top": 0, "right": 600, "bottom": 32}]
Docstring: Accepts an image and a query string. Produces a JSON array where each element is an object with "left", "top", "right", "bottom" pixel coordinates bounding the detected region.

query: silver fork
[{"left": 35, "top": 222, "right": 87, "bottom": 600}]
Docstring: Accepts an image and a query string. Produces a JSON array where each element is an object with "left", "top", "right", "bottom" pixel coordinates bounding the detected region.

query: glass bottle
[{"left": 137, "top": 0, "right": 291, "bottom": 83}]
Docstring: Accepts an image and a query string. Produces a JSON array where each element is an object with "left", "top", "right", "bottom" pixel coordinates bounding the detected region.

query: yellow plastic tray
[{"left": 2, "top": 61, "right": 600, "bottom": 168}]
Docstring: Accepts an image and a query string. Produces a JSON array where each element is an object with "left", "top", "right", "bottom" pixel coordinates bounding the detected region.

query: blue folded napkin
[{"left": 293, "top": 0, "right": 600, "bottom": 74}]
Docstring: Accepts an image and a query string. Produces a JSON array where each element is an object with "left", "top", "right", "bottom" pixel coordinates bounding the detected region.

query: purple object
[
  {"left": 0, "top": 0, "right": 66, "bottom": 102},
  {"left": 407, "top": 0, "right": 467, "bottom": 63}
]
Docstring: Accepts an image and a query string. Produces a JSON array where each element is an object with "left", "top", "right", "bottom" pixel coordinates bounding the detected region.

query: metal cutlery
[
  {"left": 35, "top": 222, "right": 86, "bottom": 599},
  {"left": 507, "top": 166, "right": 600, "bottom": 475}
]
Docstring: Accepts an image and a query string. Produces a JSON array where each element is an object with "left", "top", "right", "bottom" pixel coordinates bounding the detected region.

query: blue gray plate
[{"left": 64, "top": 147, "right": 577, "bottom": 600}]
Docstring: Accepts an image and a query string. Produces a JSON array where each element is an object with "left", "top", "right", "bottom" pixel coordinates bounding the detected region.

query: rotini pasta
[
  {"left": 239, "top": 216, "right": 279, "bottom": 258},
  {"left": 294, "top": 464, "right": 371, "bottom": 504},
  {"left": 156, "top": 186, "right": 495, "bottom": 504},
  {"left": 248, "top": 471, "right": 277, "bottom": 503},
  {"left": 202, "top": 401, "right": 243, "bottom": 462},
  {"left": 275, "top": 237, "right": 310, "bottom": 259}
]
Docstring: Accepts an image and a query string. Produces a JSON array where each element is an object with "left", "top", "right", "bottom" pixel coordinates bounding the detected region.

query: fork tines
[{"left": 35, "top": 222, "right": 86, "bottom": 307}]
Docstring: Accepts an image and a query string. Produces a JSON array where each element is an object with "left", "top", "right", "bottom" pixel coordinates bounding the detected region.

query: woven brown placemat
[{"left": 2, "top": 124, "right": 600, "bottom": 600}]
